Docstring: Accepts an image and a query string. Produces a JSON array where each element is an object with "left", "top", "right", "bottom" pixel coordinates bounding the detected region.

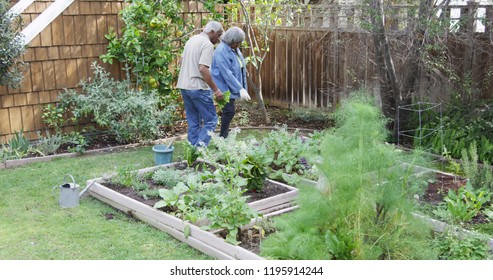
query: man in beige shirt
[{"left": 177, "top": 21, "right": 224, "bottom": 146}]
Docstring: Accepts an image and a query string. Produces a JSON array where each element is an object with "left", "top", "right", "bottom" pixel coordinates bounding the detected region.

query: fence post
[
  {"left": 460, "top": 1, "right": 478, "bottom": 33},
  {"left": 485, "top": 5, "right": 493, "bottom": 34}
]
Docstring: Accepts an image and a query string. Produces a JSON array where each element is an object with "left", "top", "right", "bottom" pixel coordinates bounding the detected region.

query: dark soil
[
  {"left": 38, "top": 103, "right": 332, "bottom": 156},
  {"left": 105, "top": 178, "right": 289, "bottom": 209},
  {"left": 231, "top": 102, "right": 333, "bottom": 131},
  {"left": 423, "top": 172, "right": 468, "bottom": 206},
  {"left": 421, "top": 172, "right": 491, "bottom": 225},
  {"left": 102, "top": 161, "right": 291, "bottom": 209}
]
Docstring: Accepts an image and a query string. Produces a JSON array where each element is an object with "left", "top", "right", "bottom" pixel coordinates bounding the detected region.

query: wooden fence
[
  {"left": 2, "top": 1, "right": 493, "bottom": 142},
  {"left": 262, "top": 27, "right": 493, "bottom": 110}
]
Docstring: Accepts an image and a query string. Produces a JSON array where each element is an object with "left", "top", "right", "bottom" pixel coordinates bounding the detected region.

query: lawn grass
[
  {"left": 0, "top": 144, "right": 211, "bottom": 260},
  {"left": 0, "top": 129, "right": 277, "bottom": 260}
]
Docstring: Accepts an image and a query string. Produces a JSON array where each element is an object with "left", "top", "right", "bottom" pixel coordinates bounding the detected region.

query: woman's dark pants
[{"left": 220, "top": 99, "right": 236, "bottom": 138}]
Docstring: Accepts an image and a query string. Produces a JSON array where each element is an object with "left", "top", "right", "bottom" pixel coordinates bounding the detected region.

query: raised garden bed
[
  {"left": 0, "top": 135, "right": 188, "bottom": 170},
  {"left": 86, "top": 161, "right": 298, "bottom": 259}
]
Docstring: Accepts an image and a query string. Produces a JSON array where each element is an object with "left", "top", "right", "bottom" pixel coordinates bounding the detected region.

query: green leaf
[
  {"left": 154, "top": 200, "right": 167, "bottom": 209},
  {"left": 225, "top": 228, "right": 239, "bottom": 245},
  {"left": 184, "top": 224, "right": 191, "bottom": 239}
]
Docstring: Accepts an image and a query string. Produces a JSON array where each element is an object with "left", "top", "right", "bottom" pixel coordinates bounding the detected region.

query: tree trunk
[
  {"left": 247, "top": 67, "right": 270, "bottom": 124},
  {"left": 239, "top": 0, "right": 270, "bottom": 124},
  {"left": 398, "top": 0, "right": 434, "bottom": 138},
  {"left": 369, "top": 0, "right": 399, "bottom": 136}
]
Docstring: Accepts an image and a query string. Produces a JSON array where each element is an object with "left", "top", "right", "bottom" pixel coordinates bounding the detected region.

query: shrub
[
  {"left": 287, "top": 106, "right": 332, "bottom": 123},
  {"left": 58, "top": 62, "right": 177, "bottom": 143},
  {"left": 101, "top": 0, "right": 191, "bottom": 106},
  {"left": 42, "top": 104, "right": 66, "bottom": 133},
  {"left": 417, "top": 100, "right": 493, "bottom": 163},
  {"left": 0, "top": 0, "right": 26, "bottom": 87},
  {"left": 34, "top": 131, "right": 63, "bottom": 156}
]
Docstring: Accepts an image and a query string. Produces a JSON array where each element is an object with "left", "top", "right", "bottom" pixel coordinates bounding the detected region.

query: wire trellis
[{"left": 397, "top": 102, "right": 443, "bottom": 148}]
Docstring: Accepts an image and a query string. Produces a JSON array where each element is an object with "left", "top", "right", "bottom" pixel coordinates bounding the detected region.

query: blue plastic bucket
[{"left": 152, "top": 145, "right": 174, "bottom": 165}]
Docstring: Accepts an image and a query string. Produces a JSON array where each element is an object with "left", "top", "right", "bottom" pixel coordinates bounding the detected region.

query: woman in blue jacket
[{"left": 211, "top": 26, "right": 251, "bottom": 138}]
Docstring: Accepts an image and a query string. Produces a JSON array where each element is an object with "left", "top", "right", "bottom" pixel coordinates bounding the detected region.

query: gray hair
[
  {"left": 203, "top": 21, "right": 223, "bottom": 33},
  {"left": 222, "top": 26, "right": 245, "bottom": 45}
]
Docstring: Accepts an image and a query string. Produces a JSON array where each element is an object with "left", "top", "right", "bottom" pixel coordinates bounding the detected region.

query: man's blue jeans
[{"left": 181, "top": 89, "right": 218, "bottom": 146}]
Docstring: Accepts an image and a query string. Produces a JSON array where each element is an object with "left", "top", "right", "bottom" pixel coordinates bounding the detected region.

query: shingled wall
[{"left": 0, "top": 0, "right": 125, "bottom": 143}]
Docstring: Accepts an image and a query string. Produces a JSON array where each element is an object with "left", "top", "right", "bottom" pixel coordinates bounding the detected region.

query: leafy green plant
[
  {"left": 137, "top": 188, "right": 160, "bottom": 199},
  {"left": 461, "top": 141, "right": 493, "bottom": 192},
  {"left": 201, "top": 128, "right": 251, "bottom": 164},
  {"left": 232, "top": 110, "right": 250, "bottom": 127},
  {"left": 182, "top": 141, "right": 200, "bottom": 166},
  {"left": 205, "top": 184, "right": 256, "bottom": 245},
  {"left": 63, "top": 131, "right": 88, "bottom": 154},
  {"left": 0, "top": 144, "right": 14, "bottom": 161},
  {"left": 260, "top": 126, "right": 318, "bottom": 179},
  {"left": 58, "top": 62, "right": 177, "bottom": 143},
  {"left": 0, "top": 0, "right": 26, "bottom": 87},
  {"left": 287, "top": 107, "right": 333, "bottom": 123},
  {"left": 8, "top": 129, "right": 30, "bottom": 156},
  {"left": 155, "top": 173, "right": 219, "bottom": 224},
  {"left": 202, "top": 129, "right": 272, "bottom": 192},
  {"left": 152, "top": 168, "right": 183, "bottom": 187},
  {"left": 111, "top": 166, "right": 139, "bottom": 188},
  {"left": 42, "top": 104, "right": 66, "bottom": 133},
  {"left": 442, "top": 150, "right": 461, "bottom": 175},
  {"left": 204, "top": 166, "right": 257, "bottom": 244},
  {"left": 154, "top": 164, "right": 257, "bottom": 244},
  {"left": 0, "top": 129, "right": 41, "bottom": 160},
  {"left": 241, "top": 154, "right": 268, "bottom": 192},
  {"left": 215, "top": 90, "right": 231, "bottom": 110},
  {"left": 156, "top": 181, "right": 193, "bottom": 213},
  {"left": 418, "top": 100, "right": 493, "bottom": 163},
  {"left": 34, "top": 131, "right": 63, "bottom": 156},
  {"left": 433, "top": 231, "right": 492, "bottom": 260},
  {"left": 434, "top": 182, "right": 491, "bottom": 223},
  {"left": 0, "top": 143, "right": 24, "bottom": 161}
]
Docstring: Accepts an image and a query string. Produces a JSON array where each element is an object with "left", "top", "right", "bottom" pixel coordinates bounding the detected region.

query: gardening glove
[{"left": 239, "top": 88, "right": 251, "bottom": 101}]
